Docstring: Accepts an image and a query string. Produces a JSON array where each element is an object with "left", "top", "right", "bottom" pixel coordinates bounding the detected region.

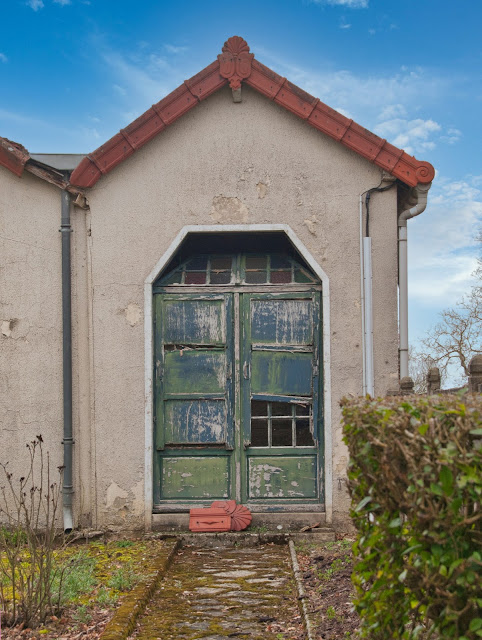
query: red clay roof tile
[
  {"left": 0, "top": 137, "right": 30, "bottom": 177},
  {"left": 63, "top": 36, "right": 435, "bottom": 189}
]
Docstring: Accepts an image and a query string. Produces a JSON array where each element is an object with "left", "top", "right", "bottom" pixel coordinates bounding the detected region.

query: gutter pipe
[
  {"left": 359, "top": 195, "right": 367, "bottom": 395},
  {"left": 360, "top": 179, "right": 396, "bottom": 396},
  {"left": 398, "top": 182, "right": 432, "bottom": 379},
  {"left": 60, "top": 189, "right": 74, "bottom": 533}
]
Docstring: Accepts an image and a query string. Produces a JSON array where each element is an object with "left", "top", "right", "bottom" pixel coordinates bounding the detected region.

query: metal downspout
[
  {"left": 60, "top": 190, "right": 74, "bottom": 533},
  {"left": 398, "top": 182, "right": 432, "bottom": 378}
]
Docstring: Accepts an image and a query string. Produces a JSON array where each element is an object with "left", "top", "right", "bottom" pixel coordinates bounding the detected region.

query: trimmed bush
[{"left": 342, "top": 394, "right": 482, "bottom": 640}]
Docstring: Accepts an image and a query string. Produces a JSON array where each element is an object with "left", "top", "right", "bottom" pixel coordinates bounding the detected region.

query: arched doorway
[{"left": 151, "top": 231, "right": 324, "bottom": 513}]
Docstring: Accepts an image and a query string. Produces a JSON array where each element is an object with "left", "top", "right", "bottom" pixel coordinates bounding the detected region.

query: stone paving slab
[{"left": 128, "top": 544, "right": 303, "bottom": 640}]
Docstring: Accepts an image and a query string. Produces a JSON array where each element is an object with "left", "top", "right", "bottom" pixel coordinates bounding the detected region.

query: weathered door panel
[
  {"left": 154, "top": 293, "right": 234, "bottom": 505},
  {"left": 250, "top": 298, "right": 313, "bottom": 344},
  {"left": 251, "top": 351, "right": 313, "bottom": 396},
  {"left": 164, "top": 400, "right": 227, "bottom": 445},
  {"left": 160, "top": 456, "right": 230, "bottom": 499},
  {"left": 163, "top": 298, "right": 226, "bottom": 345},
  {"left": 241, "top": 291, "right": 322, "bottom": 503},
  {"left": 248, "top": 456, "right": 317, "bottom": 499},
  {"left": 163, "top": 350, "right": 227, "bottom": 395}
]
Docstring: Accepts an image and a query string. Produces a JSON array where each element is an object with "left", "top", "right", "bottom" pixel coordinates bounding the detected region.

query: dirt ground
[
  {"left": 1, "top": 536, "right": 359, "bottom": 640},
  {"left": 295, "top": 537, "right": 360, "bottom": 640}
]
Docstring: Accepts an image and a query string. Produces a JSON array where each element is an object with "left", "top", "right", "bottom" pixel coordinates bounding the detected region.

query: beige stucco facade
[{"left": 1, "top": 84, "right": 400, "bottom": 531}]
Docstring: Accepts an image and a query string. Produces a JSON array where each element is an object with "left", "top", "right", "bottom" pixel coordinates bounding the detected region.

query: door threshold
[{"left": 152, "top": 510, "right": 327, "bottom": 532}]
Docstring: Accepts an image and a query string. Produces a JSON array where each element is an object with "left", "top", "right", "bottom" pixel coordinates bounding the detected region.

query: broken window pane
[
  {"left": 272, "top": 402, "right": 292, "bottom": 417},
  {"left": 251, "top": 419, "right": 269, "bottom": 446},
  {"left": 251, "top": 400, "right": 268, "bottom": 416},
  {"left": 272, "top": 419, "right": 293, "bottom": 446},
  {"left": 296, "top": 404, "right": 310, "bottom": 416},
  {"left": 210, "top": 271, "right": 231, "bottom": 284},
  {"left": 296, "top": 419, "right": 314, "bottom": 446}
]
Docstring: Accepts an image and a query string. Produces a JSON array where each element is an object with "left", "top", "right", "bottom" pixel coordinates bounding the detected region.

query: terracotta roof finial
[{"left": 218, "top": 36, "right": 254, "bottom": 90}]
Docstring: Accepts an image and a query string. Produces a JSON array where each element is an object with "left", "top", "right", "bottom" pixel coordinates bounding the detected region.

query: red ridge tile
[
  {"left": 185, "top": 61, "right": 227, "bottom": 101},
  {"left": 308, "top": 100, "right": 351, "bottom": 141},
  {"left": 90, "top": 132, "right": 135, "bottom": 175},
  {"left": 245, "top": 59, "right": 285, "bottom": 99},
  {"left": 154, "top": 83, "right": 199, "bottom": 126},
  {"left": 70, "top": 156, "right": 101, "bottom": 188},
  {"left": 0, "top": 137, "right": 29, "bottom": 177},
  {"left": 122, "top": 108, "right": 166, "bottom": 149},
  {"left": 274, "top": 79, "right": 318, "bottom": 120}
]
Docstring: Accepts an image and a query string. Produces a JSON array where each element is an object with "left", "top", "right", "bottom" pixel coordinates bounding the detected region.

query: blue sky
[{"left": 1, "top": 0, "right": 481, "bottom": 366}]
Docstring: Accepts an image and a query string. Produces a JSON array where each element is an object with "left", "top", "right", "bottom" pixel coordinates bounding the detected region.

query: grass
[
  {"left": 107, "top": 563, "right": 136, "bottom": 591},
  {"left": 57, "top": 550, "right": 97, "bottom": 603},
  {"left": 0, "top": 537, "right": 173, "bottom": 633}
]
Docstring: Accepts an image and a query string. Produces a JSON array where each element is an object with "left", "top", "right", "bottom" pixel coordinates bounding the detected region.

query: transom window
[{"left": 158, "top": 253, "right": 317, "bottom": 286}]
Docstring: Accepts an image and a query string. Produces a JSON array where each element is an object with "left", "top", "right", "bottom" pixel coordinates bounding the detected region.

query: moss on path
[{"left": 129, "top": 544, "right": 303, "bottom": 640}]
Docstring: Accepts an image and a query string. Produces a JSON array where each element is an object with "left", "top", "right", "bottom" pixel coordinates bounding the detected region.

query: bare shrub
[{"left": 0, "top": 435, "right": 69, "bottom": 627}]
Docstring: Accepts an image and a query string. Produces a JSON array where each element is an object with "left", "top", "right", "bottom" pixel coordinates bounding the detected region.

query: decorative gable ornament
[{"left": 217, "top": 36, "right": 254, "bottom": 90}]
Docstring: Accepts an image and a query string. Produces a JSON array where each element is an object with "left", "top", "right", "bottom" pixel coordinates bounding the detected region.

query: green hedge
[{"left": 342, "top": 395, "right": 482, "bottom": 640}]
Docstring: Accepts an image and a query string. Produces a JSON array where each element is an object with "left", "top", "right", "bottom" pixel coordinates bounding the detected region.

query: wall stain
[
  {"left": 124, "top": 303, "right": 142, "bottom": 327},
  {"left": 210, "top": 195, "right": 249, "bottom": 224}
]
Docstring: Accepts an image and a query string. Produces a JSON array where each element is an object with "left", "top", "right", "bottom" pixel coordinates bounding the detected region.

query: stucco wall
[
  {"left": 84, "top": 85, "right": 399, "bottom": 529},
  {"left": 0, "top": 170, "right": 64, "bottom": 519}
]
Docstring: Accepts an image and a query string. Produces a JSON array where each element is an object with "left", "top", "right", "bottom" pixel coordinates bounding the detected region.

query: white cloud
[
  {"left": 164, "top": 44, "right": 188, "bottom": 55},
  {"left": 310, "top": 0, "right": 368, "bottom": 7},
  {"left": 408, "top": 175, "right": 482, "bottom": 307},
  {"left": 339, "top": 22, "right": 352, "bottom": 29},
  {"left": 0, "top": 53, "right": 8, "bottom": 63},
  {"left": 53, "top": 0, "right": 71, "bottom": 5},
  {"left": 252, "top": 49, "right": 447, "bottom": 127},
  {"left": 374, "top": 118, "right": 441, "bottom": 155},
  {"left": 26, "top": 0, "right": 44, "bottom": 10},
  {"left": 440, "top": 127, "right": 462, "bottom": 145}
]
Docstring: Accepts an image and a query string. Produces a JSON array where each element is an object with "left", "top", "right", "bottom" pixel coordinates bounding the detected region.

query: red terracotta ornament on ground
[{"left": 189, "top": 501, "right": 252, "bottom": 532}]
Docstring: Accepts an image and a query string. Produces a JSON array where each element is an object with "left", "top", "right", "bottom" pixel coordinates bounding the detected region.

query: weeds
[
  {"left": 97, "top": 586, "right": 119, "bottom": 607},
  {"left": 107, "top": 563, "right": 136, "bottom": 591},
  {"left": 73, "top": 603, "right": 91, "bottom": 625},
  {"left": 115, "top": 540, "right": 134, "bottom": 548}
]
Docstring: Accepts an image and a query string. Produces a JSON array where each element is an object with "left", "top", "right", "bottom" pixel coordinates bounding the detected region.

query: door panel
[
  {"left": 251, "top": 351, "right": 313, "bottom": 396},
  {"left": 160, "top": 456, "right": 230, "bottom": 499},
  {"left": 242, "top": 291, "right": 321, "bottom": 503},
  {"left": 163, "top": 299, "right": 226, "bottom": 344},
  {"left": 164, "top": 399, "right": 226, "bottom": 444},
  {"left": 155, "top": 293, "right": 234, "bottom": 459},
  {"left": 248, "top": 456, "right": 317, "bottom": 499},
  {"left": 163, "top": 350, "right": 226, "bottom": 395},
  {"left": 250, "top": 298, "right": 312, "bottom": 344}
]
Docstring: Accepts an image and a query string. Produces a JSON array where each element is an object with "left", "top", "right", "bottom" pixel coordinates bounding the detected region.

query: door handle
[{"left": 243, "top": 361, "right": 250, "bottom": 379}]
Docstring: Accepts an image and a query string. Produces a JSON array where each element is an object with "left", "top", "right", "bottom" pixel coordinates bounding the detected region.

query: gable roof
[{"left": 2, "top": 37, "right": 435, "bottom": 191}]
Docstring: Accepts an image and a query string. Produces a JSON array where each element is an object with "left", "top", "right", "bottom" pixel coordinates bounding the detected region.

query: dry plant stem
[{"left": 0, "top": 436, "right": 67, "bottom": 628}]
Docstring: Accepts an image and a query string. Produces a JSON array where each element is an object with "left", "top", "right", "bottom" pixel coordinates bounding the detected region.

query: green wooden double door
[{"left": 153, "top": 289, "right": 323, "bottom": 510}]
